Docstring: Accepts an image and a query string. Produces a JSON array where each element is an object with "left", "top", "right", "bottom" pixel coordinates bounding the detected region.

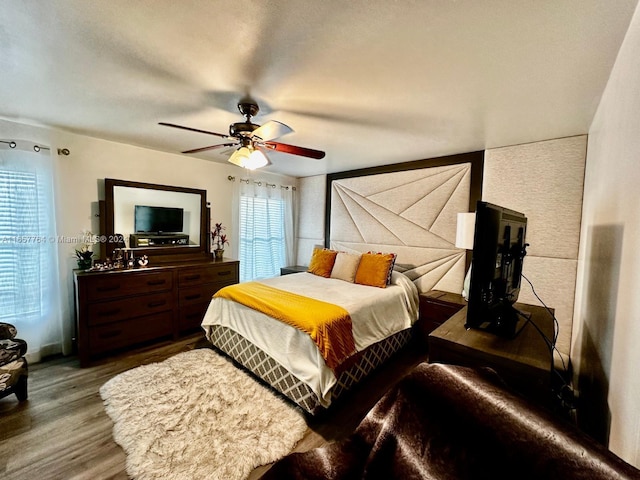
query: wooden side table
[
  {"left": 415, "top": 290, "right": 467, "bottom": 343},
  {"left": 428, "top": 303, "right": 555, "bottom": 407},
  {"left": 280, "top": 265, "right": 308, "bottom": 275}
]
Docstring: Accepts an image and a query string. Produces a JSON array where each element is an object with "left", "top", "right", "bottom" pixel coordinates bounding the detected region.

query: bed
[
  {"left": 201, "top": 269, "right": 419, "bottom": 414},
  {"left": 203, "top": 156, "right": 480, "bottom": 414}
]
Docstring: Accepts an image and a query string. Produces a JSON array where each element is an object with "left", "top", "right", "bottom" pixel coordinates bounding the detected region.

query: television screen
[
  {"left": 466, "top": 201, "right": 528, "bottom": 338},
  {"left": 134, "top": 205, "right": 184, "bottom": 234}
]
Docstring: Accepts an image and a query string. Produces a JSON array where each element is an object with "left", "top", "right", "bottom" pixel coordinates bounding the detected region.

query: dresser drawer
[
  {"left": 87, "top": 291, "right": 173, "bottom": 327},
  {"left": 179, "top": 281, "right": 235, "bottom": 307},
  {"left": 416, "top": 291, "right": 467, "bottom": 340},
  {"left": 89, "top": 311, "right": 173, "bottom": 354},
  {"left": 422, "top": 301, "right": 464, "bottom": 324},
  {"left": 85, "top": 270, "right": 173, "bottom": 301},
  {"left": 178, "top": 302, "right": 209, "bottom": 332},
  {"left": 178, "top": 263, "right": 238, "bottom": 286}
]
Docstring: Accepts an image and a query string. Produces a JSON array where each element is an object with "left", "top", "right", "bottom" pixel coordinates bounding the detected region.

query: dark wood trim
[{"left": 324, "top": 151, "right": 484, "bottom": 270}]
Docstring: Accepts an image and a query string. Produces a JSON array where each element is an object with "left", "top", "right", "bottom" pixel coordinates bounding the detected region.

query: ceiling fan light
[
  {"left": 245, "top": 149, "right": 270, "bottom": 170},
  {"left": 228, "top": 146, "right": 270, "bottom": 170},
  {"left": 227, "top": 146, "right": 251, "bottom": 168}
]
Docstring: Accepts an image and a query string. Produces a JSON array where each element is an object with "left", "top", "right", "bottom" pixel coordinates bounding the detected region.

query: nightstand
[
  {"left": 280, "top": 265, "right": 308, "bottom": 275},
  {"left": 415, "top": 290, "right": 467, "bottom": 344}
]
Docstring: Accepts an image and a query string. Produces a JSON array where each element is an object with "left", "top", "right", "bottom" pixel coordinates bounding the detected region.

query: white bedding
[{"left": 201, "top": 271, "right": 419, "bottom": 407}]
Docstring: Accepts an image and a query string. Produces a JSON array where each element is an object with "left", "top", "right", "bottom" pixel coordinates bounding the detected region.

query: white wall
[
  {"left": 573, "top": 2, "right": 640, "bottom": 467},
  {"left": 0, "top": 118, "right": 296, "bottom": 356}
]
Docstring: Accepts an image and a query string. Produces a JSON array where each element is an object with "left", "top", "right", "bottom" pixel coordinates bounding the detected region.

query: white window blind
[
  {"left": 0, "top": 170, "right": 45, "bottom": 320},
  {"left": 239, "top": 195, "right": 286, "bottom": 282}
]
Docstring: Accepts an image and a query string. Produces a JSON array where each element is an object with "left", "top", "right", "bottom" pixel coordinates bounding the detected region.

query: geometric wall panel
[
  {"left": 330, "top": 164, "right": 471, "bottom": 293},
  {"left": 484, "top": 135, "right": 587, "bottom": 358}
]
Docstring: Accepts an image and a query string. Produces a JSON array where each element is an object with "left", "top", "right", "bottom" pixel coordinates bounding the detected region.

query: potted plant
[
  {"left": 211, "top": 223, "right": 229, "bottom": 260},
  {"left": 75, "top": 231, "right": 95, "bottom": 269}
]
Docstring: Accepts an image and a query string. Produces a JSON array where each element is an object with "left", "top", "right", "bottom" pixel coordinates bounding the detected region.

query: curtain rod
[
  {"left": 0, "top": 139, "right": 70, "bottom": 155},
  {"left": 227, "top": 175, "right": 296, "bottom": 191}
]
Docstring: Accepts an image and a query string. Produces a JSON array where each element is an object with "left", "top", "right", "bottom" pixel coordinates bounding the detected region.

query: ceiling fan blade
[
  {"left": 159, "top": 122, "right": 230, "bottom": 139},
  {"left": 262, "top": 141, "right": 326, "bottom": 159},
  {"left": 251, "top": 120, "right": 294, "bottom": 141},
  {"left": 182, "top": 142, "right": 238, "bottom": 154}
]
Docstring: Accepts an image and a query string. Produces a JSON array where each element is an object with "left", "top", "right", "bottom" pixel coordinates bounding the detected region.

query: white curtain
[
  {"left": 234, "top": 177, "right": 297, "bottom": 282},
  {"left": 0, "top": 143, "right": 63, "bottom": 363}
]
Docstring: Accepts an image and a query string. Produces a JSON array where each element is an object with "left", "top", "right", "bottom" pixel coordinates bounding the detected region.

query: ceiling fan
[{"left": 159, "top": 96, "right": 325, "bottom": 169}]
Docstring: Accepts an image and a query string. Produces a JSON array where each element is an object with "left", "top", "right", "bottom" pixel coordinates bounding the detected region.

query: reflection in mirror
[
  {"left": 112, "top": 186, "right": 201, "bottom": 247},
  {"left": 104, "top": 179, "right": 209, "bottom": 263}
]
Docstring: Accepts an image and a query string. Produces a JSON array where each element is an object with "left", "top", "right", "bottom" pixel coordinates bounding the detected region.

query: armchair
[{"left": 0, "top": 322, "right": 28, "bottom": 401}]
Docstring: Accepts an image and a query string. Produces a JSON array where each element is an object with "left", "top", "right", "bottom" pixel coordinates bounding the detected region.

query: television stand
[
  {"left": 473, "top": 305, "right": 531, "bottom": 339},
  {"left": 429, "top": 303, "right": 556, "bottom": 408},
  {"left": 130, "top": 233, "right": 189, "bottom": 247}
]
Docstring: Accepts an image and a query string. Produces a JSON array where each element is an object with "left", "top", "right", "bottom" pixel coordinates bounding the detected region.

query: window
[
  {"left": 0, "top": 170, "right": 43, "bottom": 319},
  {"left": 239, "top": 195, "right": 286, "bottom": 282},
  {"left": 235, "top": 179, "right": 296, "bottom": 283}
]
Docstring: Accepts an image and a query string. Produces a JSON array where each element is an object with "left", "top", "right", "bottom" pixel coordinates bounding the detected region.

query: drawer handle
[
  {"left": 98, "top": 308, "right": 121, "bottom": 317},
  {"left": 217, "top": 271, "right": 231, "bottom": 276},
  {"left": 96, "top": 285, "right": 119, "bottom": 292},
  {"left": 147, "top": 279, "right": 166, "bottom": 286},
  {"left": 99, "top": 330, "right": 122, "bottom": 339},
  {"left": 148, "top": 300, "right": 167, "bottom": 308},
  {"left": 185, "top": 294, "right": 202, "bottom": 300},
  {"left": 184, "top": 274, "right": 201, "bottom": 281}
]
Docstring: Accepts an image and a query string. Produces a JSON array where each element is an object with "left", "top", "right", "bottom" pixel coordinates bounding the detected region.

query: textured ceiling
[{"left": 0, "top": 0, "right": 637, "bottom": 177}]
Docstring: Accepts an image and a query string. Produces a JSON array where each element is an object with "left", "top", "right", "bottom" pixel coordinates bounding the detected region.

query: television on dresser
[
  {"left": 134, "top": 205, "right": 184, "bottom": 234},
  {"left": 466, "top": 201, "right": 529, "bottom": 338}
]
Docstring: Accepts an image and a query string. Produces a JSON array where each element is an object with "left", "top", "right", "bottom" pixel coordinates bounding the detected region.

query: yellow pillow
[
  {"left": 307, "top": 248, "right": 338, "bottom": 278},
  {"left": 354, "top": 252, "right": 395, "bottom": 288}
]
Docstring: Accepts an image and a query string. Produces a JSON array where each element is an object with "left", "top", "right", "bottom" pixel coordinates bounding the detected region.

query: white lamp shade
[
  {"left": 455, "top": 212, "right": 476, "bottom": 250},
  {"left": 245, "top": 149, "right": 270, "bottom": 169},
  {"left": 228, "top": 147, "right": 271, "bottom": 170},
  {"left": 228, "top": 147, "right": 251, "bottom": 168}
]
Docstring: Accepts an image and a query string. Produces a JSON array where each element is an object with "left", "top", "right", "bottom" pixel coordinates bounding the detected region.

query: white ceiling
[{"left": 1, "top": 0, "right": 637, "bottom": 177}]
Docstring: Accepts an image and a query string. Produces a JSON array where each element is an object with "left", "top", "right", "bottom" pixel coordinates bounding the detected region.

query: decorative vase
[
  {"left": 214, "top": 249, "right": 224, "bottom": 261},
  {"left": 77, "top": 258, "right": 93, "bottom": 269}
]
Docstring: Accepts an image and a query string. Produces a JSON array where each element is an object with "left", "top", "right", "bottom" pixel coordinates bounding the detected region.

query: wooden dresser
[{"left": 74, "top": 259, "right": 239, "bottom": 366}]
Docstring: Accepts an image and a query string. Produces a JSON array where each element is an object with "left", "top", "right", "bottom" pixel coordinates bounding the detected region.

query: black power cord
[{"left": 518, "top": 274, "right": 576, "bottom": 419}]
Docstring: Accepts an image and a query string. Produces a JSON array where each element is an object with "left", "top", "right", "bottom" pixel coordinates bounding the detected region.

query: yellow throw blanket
[{"left": 214, "top": 282, "right": 356, "bottom": 371}]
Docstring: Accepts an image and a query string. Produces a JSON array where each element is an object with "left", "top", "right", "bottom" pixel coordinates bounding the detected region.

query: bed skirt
[{"left": 207, "top": 325, "right": 413, "bottom": 415}]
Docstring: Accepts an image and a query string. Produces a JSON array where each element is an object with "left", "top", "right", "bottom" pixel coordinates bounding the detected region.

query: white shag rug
[{"left": 100, "top": 348, "right": 307, "bottom": 480}]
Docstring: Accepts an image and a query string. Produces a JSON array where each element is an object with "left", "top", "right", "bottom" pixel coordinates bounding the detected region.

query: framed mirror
[{"left": 104, "top": 178, "right": 209, "bottom": 263}]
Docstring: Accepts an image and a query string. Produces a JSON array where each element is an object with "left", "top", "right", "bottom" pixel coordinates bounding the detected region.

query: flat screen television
[
  {"left": 466, "top": 201, "right": 528, "bottom": 338},
  {"left": 134, "top": 205, "right": 184, "bottom": 234}
]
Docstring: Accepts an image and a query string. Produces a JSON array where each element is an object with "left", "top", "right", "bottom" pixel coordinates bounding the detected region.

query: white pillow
[{"left": 330, "top": 252, "right": 362, "bottom": 282}]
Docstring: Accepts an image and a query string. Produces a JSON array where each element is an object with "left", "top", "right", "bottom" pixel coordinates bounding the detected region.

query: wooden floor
[{"left": 0, "top": 333, "right": 428, "bottom": 480}]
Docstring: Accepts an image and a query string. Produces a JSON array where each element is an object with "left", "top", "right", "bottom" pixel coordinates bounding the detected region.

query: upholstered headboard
[{"left": 325, "top": 152, "right": 484, "bottom": 294}]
